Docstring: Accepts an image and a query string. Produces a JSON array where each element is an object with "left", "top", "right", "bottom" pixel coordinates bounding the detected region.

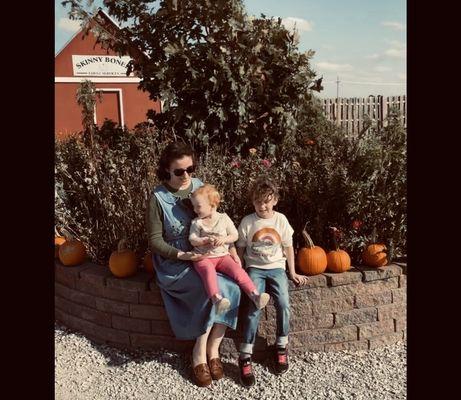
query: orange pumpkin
[
  {"left": 362, "top": 244, "right": 388, "bottom": 267},
  {"left": 109, "top": 239, "right": 138, "bottom": 278},
  {"left": 143, "top": 251, "right": 155, "bottom": 274},
  {"left": 55, "top": 236, "right": 66, "bottom": 258},
  {"left": 297, "top": 229, "right": 327, "bottom": 275},
  {"left": 58, "top": 233, "right": 86, "bottom": 266},
  {"left": 327, "top": 250, "right": 351, "bottom": 272},
  {"left": 326, "top": 226, "right": 351, "bottom": 273}
]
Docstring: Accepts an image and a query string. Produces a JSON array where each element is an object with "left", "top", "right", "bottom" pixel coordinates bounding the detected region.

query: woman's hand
[
  {"left": 288, "top": 272, "right": 309, "bottom": 286},
  {"left": 177, "top": 251, "right": 210, "bottom": 261}
]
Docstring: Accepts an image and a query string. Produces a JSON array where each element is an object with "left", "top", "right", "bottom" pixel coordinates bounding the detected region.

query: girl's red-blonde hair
[{"left": 191, "top": 184, "right": 221, "bottom": 208}]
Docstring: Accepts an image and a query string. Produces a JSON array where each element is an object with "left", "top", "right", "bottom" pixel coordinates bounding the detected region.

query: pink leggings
[{"left": 193, "top": 255, "right": 257, "bottom": 299}]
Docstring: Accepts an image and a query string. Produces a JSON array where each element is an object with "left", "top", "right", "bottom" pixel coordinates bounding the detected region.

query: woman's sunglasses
[{"left": 173, "top": 165, "right": 196, "bottom": 176}]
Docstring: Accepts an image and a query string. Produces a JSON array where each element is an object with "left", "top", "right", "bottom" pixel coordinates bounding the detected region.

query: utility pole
[
  {"left": 336, "top": 76, "right": 340, "bottom": 99},
  {"left": 335, "top": 76, "right": 340, "bottom": 125}
]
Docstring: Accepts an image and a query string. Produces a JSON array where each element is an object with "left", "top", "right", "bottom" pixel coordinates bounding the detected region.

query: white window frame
[{"left": 94, "top": 88, "right": 125, "bottom": 127}]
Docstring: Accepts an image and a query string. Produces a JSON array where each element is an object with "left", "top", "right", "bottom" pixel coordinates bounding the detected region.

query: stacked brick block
[{"left": 55, "top": 261, "right": 406, "bottom": 357}]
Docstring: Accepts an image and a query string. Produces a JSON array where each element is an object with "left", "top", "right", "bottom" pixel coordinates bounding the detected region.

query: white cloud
[
  {"left": 373, "top": 66, "right": 392, "bottom": 73},
  {"left": 384, "top": 48, "right": 406, "bottom": 59},
  {"left": 366, "top": 41, "right": 406, "bottom": 61},
  {"left": 381, "top": 21, "right": 405, "bottom": 31},
  {"left": 58, "top": 17, "right": 82, "bottom": 33},
  {"left": 366, "top": 53, "right": 382, "bottom": 60},
  {"left": 281, "top": 17, "right": 313, "bottom": 32},
  {"left": 315, "top": 62, "right": 353, "bottom": 72}
]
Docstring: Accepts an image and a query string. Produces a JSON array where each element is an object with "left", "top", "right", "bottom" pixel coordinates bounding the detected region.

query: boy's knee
[{"left": 274, "top": 297, "right": 290, "bottom": 312}]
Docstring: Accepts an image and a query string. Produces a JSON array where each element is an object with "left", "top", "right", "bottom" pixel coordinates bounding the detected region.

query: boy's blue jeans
[{"left": 239, "top": 267, "right": 290, "bottom": 355}]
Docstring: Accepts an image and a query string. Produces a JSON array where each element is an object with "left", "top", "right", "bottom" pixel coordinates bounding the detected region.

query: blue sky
[{"left": 55, "top": 0, "right": 406, "bottom": 98}]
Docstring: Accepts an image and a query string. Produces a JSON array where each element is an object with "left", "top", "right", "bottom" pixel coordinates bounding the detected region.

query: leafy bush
[{"left": 55, "top": 122, "right": 165, "bottom": 264}]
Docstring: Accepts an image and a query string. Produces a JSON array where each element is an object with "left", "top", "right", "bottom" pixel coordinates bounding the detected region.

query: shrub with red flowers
[{"left": 56, "top": 106, "right": 406, "bottom": 265}]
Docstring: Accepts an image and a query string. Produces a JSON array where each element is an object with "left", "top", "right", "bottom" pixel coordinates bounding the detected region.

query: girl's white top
[{"left": 189, "top": 212, "right": 239, "bottom": 257}]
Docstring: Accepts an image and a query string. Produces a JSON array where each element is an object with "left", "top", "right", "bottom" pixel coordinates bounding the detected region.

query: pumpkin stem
[
  {"left": 301, "top": 230, "right": 315, "bottom": 249},
  {"left": 60, "top": 227, "right": 73, "bottom": 241},
  {"left": 118, "top": 239, "right": 128, "bottom": 252},
  {"left": 371, "top": 226, "right": 377, "bottom": 243},
  {"left": 329, "top": 226, "right": 340, "bottom": 251}
]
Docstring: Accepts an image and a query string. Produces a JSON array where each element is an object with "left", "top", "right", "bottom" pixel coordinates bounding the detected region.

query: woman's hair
[
  {"left": 191, "top": 184, "right": 221, "bottom": 208},
  {"left": 249, "top": 176, "right": 279, "bottom": 203},
  {"left": 156, "top": 141, "right": 196, "bottom": 181}
]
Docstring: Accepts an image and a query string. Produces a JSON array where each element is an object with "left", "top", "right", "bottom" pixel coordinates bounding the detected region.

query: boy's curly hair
[
  {"left": 249, "top": 176, "right": 279, "bottom": 203},
  {"left": 191, "top": 184, "right": 221, "bottom": 208}
]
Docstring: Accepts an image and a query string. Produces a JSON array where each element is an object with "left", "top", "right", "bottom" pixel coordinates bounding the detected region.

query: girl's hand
[
  {"left": 212, "top": 237, "right": 226, "bottom": 247},
  {"left": 202, "top": 236, "right": 212, "bottom": 245},
  {"left": 289, "top": 273, "right": 309, "bottom": 286},
  {"left": 230, "top": 253, "right": 242, "bottom": 267}
]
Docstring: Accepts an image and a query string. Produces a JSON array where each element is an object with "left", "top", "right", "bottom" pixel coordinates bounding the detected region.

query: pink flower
[
  {"left": 352, "top": 220, "right": 363, "bottom": 230},
  {"left": 230, "top": 160, "right": 241, "bottom": 168},
  {"left": 261, "top": 159, "right": 271, "bottom": 168}
]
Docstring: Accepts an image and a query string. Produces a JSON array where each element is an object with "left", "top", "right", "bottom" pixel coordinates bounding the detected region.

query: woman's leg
[
  {"left": 192, "top": 325, "right": 212, "bottom": 367},
  {"left": 206, "top": 323, "right": 227, "bottom": 359}
]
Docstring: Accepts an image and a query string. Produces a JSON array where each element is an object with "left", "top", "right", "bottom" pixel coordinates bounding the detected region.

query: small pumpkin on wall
[
  {"left": 362, "top": 244, "right": 388, "bottom": 268},
  {"left": 296, "top": 225, "right": 327, "bottom": 276},
  {"left": 55, "top": 236, "right": 66, "bottom": 258},
  {"left": 326, "top": 227, "right": 351, "bottom": 273},
  {"left": 361, "top": 227, "right": 388, "bottom": 268},
  {"left": 109, "top": 239, "right": 138, "bottom": 278},
  {"left": 58, "top": 229, "right": 87, "bottom": 266}
]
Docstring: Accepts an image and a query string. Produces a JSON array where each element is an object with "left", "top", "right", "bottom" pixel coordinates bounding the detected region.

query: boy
[{"left": 236, "top": 176, "right": 309, "bottom": 387}]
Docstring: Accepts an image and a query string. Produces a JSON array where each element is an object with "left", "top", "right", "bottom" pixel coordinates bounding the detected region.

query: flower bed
[{"left": 55, "top": 261, "right": 406, "bottom": 359}]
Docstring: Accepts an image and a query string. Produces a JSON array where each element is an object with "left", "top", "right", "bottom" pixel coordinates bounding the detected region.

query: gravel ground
[{"left": 55, "top": 322, "right": 406, "bottom": 400}]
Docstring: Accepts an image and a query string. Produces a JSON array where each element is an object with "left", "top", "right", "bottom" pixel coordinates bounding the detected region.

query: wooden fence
[{"left": 320, "top": 95, "right": 406, "bottom": 134}]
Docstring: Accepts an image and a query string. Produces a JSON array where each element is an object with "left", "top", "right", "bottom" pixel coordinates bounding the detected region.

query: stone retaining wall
[{"left": 55, "top": 261, "right": 406, "bottom": 358}]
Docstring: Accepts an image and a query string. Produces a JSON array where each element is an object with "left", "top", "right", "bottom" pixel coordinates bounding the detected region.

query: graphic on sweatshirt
[{"left": 250, "top": 227, "right": 282, "bottom": 257}]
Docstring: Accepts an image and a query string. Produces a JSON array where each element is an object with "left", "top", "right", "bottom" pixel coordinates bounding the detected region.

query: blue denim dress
[{"left": 152, "top": 178, "right": 241, "bottom": 340}]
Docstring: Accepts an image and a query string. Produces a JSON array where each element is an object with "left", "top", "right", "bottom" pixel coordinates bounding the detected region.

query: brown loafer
[
  {"left": 208, "top": 357, "right": 224, "bottom": 380},
  {"left": 191, "top": 362, "right": 212, "bottom": 387}
]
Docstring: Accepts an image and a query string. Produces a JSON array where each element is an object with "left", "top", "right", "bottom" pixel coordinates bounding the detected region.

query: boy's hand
[{"left": 289, "top": 272, "right": 309, "bottom": 286}]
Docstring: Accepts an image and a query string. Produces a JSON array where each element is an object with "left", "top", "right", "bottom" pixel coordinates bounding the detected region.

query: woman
[{"left": 147, "top": 141, "right": 241, "bottom": 387}]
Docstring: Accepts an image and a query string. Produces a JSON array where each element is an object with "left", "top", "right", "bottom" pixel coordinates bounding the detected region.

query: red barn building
[{"left": 55, "top": 10, "right": 161, "bottom": 137}]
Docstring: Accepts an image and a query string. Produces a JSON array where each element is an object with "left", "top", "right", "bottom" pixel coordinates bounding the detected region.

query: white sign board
[{"left": 72, "top": 55, "right": 133, "bottom": 76}]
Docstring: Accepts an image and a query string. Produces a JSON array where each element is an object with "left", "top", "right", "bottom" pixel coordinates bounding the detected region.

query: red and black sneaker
[
  {"left": 238, "top": 357, "right": 256, "bottom": 387},
  {"left": 274, "top": 346, "right": 289, "bottom": 375}
]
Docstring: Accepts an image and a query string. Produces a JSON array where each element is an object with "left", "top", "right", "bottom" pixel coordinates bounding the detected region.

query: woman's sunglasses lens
[{"left": 173, "top": 166, "right": 195, "bottom": 176}]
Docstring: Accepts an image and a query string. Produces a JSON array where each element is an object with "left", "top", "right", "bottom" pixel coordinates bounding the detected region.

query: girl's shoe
[
  {"left": 253, "top": 292, "right": 270, "bottom": 309},
  {"left": 215, "top": 297, "right": 230, "bottom": 314}
]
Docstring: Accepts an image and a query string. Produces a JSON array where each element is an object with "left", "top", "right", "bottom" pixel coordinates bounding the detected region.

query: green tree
[{"left": 63, "top": 0, "right": 322, "bottom": 155}]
